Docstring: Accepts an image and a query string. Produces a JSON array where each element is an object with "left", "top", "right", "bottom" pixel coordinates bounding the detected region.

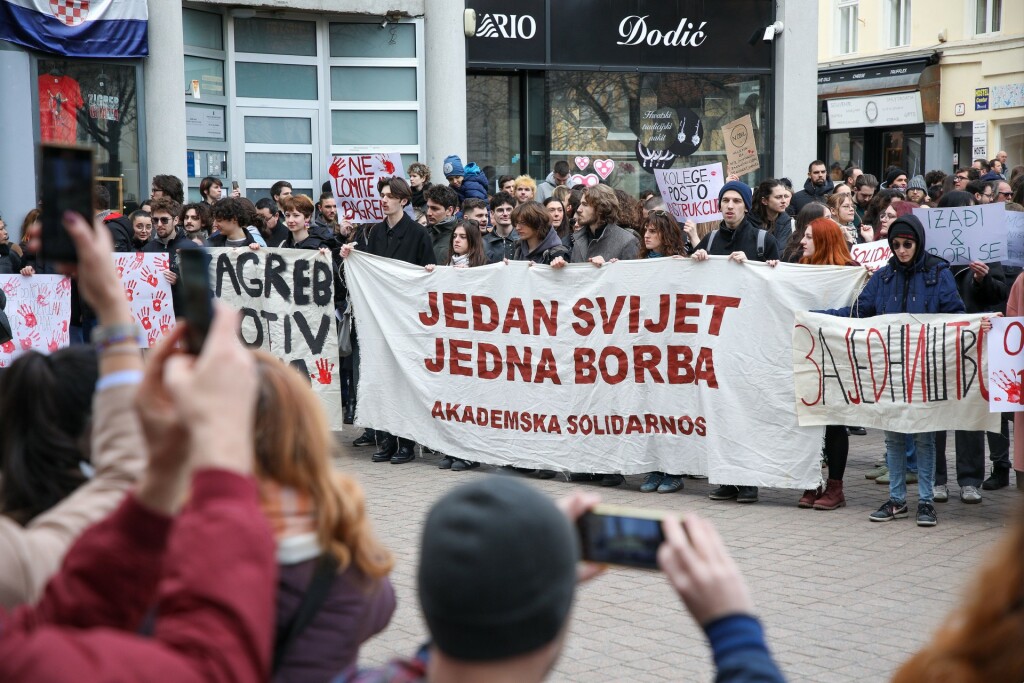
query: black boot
[
  {"left": 981, "top": 466, "right": 1010, "bottom": 490},
  {"left": 344, "top": 401, "right": 355, "bottom": 424},
  {"left": 391, "top": 439, "right": 416, "bottom": 464},
  {"left": 352, "top": 428, "right": 375, "bottom": 447},
  {"left": 371, "top": 436, "right": 398, "bottom": 462}
]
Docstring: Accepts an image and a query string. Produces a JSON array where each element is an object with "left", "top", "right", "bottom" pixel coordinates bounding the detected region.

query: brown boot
[
  {"left": 797, "top": 488, "right": 820, "bottom": 508},
  {"left": 813, "top": 479, "right": 846, "bottom": 510}
]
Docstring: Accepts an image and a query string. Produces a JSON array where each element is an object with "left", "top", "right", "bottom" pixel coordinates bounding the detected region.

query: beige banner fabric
[{"left": 793, "top": 311, "right": 1000, "bottom": 433}]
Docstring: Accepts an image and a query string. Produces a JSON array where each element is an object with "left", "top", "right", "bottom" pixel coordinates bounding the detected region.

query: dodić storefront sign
[{"left": 346, "top": 253, "right": 866, "bottom": 489}]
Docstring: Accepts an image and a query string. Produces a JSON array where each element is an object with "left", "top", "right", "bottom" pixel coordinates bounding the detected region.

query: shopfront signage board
[{"left": 826, "top": 92, "right": 922, "bottom": 130}]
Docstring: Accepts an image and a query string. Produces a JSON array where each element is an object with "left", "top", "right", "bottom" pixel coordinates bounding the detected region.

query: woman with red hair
[{"left": 796, "top": 218, "right": 859, "bottom": 510}]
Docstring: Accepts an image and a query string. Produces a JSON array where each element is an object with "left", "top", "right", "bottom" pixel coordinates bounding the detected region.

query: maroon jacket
[{"left": 0, "top": 470, "right": 277, "bottom": 682}]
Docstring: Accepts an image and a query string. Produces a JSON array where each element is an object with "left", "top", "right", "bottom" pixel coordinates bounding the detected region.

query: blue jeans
[
  {"left": 905, "top": 434, "right": 917, "bottom": 473},
  {"left": 884, "top": 431, "right": 935, "bottom": 503}
]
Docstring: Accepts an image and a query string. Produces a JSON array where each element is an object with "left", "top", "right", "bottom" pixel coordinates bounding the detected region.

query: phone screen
[
  {"left": 577, "top": 505, "right": 667, "bottom": 570},
  {"left": 177, "top": 249, "right": 214, "bottom": 354},
  {"left": 39, "top": 144, "right": 95, "bottom": 263}
]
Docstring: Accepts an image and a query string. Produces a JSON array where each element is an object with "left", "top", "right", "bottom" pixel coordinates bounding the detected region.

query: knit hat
[
  {"left": 418, "top": 477, "right": 579, "bottom": 661},
  {"left": 719, "top": 180, "right": 752, "bottom": 210},
  {"left": 887, "top": 214, "right": 924, "bottom": 248},
  {"left": 443, "top": 155, "right": 465, "bottom": 178},
  {"left": 908, "top": 175, "right": 926, "bottom": 191},
  {"left": 885, "top": 167, "right": 908, "bottom": 187}
]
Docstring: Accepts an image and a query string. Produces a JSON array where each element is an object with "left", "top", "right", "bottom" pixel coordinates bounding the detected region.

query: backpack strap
[
  {"left": 757, "top": 229, "right": 766, "bottom": 259},
  {"left": 706, "top": 230, "right": 718, "bottom": 253},
  {"left": 272, "top": 553, "right": 340, "bottom": 673}
]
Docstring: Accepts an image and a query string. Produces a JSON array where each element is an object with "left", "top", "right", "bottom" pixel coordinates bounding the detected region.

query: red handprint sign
[
  {"left": 152, "top": 290, "right": 167, "bottom": 311},
  {"left": 140, "top": 267, "right": 159, "bottom": 288},
  {"left": 138, "top": 306, "right": 152, "bottom": 330},
  {"left": 328, "top": 157, "right": 345, "bottom": 179},
  {"left": 310, "top": 358, "right": 335, "bottom": 385},
  {"left": 1, "top": 340, "right": 14, "bottom": 353},
  {"left": 125, "top": 279, "right": 138, "bottom": 301},
  {"left": 17, "top": 304, "right": 37, "bottom": 328},
  {"left": 19, "top": 331, "right": 40, "bottom": 350},
  {"left": 377, "top": 154, "right": 396, "bottom": 175}
]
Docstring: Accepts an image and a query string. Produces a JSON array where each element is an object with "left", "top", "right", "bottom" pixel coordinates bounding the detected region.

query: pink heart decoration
[
  {"left": 574, "top": 156, "right": 590, "bottom": 171},
  {"left": 593, "top": 159, "right": 615, "bottom": 180},
  {"left": 569, "top": 173, "right": 600, "bottom": 187}
]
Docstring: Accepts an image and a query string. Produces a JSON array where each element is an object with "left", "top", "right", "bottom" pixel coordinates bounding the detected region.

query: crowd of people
[{"left": 0, "top": 150, "right": 1023, "bottom": 680}]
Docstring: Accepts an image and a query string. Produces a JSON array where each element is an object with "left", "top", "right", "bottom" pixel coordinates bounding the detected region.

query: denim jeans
[{"left": 884, "top": 431, "right": 935, "bottom": 503}]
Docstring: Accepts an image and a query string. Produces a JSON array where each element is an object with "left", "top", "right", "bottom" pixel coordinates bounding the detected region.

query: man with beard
[
  {"left": 424, "top": 185, "right": 460, "bottom": 263},
  {"left": 788, "top": 160, "right": 834, "bottom": 215}
]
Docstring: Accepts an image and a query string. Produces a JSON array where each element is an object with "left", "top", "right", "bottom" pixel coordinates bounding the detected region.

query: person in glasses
[
  {"left": 819, "top": 214, "right": 964, "bottom": 527},
  {"left": 994, "top": 180, "right": 1013, "bottom": 203},
  {"left": 483, "top": 192, "right": 519, "bottom": 263},
  {"left": 129, "top": 210, "right": 152, "bottom": 251}
]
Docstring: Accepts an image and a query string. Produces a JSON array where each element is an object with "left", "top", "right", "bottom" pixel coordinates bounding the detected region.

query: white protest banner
[
  {"left": 0, "top": 275, "right": 71, "bottom": 367},
  {"left": 850, "top": 239, "right": 891, "bottom": 272},
  {"left": 987, "top": 316, "right": 1024, "bottom": 412},
  {"left": 1005, "top": 211, "right": 1024, "bottom": 268},
  {"left": 912, "top": 203, "right": 1007, "bottom": 265},
  {"left": 721, "top": 115, "right": 759, "bottom": 176},
  {"left": 208, "top": 248, "right": 342, "bottom": 428},
  {"left": 793, "top": 311, "right": 999, "bottom": 432},
  {"left": 653, "top": 162, "right": 724, "bottom": 223},
  {"left": 345, "top": 252, "right": 869, "bottom": 489},
  {"left": 114, "top": 252, "right": 175, "bottom": 347},
  {"left": 326, "top": 153, "right": 404, "bottom": 223}
]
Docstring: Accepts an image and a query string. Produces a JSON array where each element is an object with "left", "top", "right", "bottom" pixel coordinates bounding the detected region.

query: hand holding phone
[
  {"left": 177, "top": 249, "right": 214, "bottom": 354},
  {"left": 577, "top": 504, "right": 667, "bottom": 570},
  {"left": 39, "top": 144, "right": 95, "bottom": 263}
]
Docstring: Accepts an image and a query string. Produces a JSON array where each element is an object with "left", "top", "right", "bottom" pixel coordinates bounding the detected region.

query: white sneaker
[
  {"left": 933, "top": 484, "right": 948, "bottom": 502},
  {"left": 960, "top": 486, "right": 982, "bottom": 504}
]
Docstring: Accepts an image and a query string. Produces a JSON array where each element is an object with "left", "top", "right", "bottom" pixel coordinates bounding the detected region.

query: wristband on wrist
[{"left": 92, "top": 323, "right": 142, "bottom": 351}]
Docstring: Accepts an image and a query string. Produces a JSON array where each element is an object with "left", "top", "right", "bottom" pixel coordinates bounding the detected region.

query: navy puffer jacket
[{"left": 823, "top": 215, "right": 964, "bottom": 317}]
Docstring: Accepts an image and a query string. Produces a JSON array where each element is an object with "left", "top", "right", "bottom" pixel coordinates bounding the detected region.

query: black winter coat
[{"left": 357, "top": 214, "right": 436, "bottom": 267}]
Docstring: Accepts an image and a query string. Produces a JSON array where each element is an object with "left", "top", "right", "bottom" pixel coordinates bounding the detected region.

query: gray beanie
[
  {"left": 418, "top": 477, "right": 579, "bottom": 661},
  {"left": 908, "top": 175, "right": 927, "bottom": 191}
]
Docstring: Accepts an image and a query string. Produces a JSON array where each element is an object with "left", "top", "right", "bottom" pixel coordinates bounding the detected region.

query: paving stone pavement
[{"left": 335, "top": 427, "right": 1020, "bottom": 683}]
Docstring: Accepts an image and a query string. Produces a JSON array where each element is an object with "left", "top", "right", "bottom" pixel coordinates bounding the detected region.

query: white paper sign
[
  {"left": 972, "top": 120, "right": 987, "bottom": 159},
  {"left": 987, "top": 316, "right": 1024, "bottom": 412},
  {"left": 326, "top": 153, "right": 405, "bottom": 223},
  {"left": 114, "top": 253, "right": 176, "bottom": 347},
  {"left": 345, "top": 252, "right": 869, "bottom": 489},
  {"left": 208, "top": 248, "right": 342, "bottom": 429},
  {"left": 827, "top": 92, "right": 923, "bottom": 130},
  {"left": 653, "top": 162, "right": 725, "bottom": 223},
  {"left": 1004, "top": 211, "right": 1024, "bottom": 268},
  {"left": 850, "top": 239, "right": 892, "bottom": 272},
  {"left": 0, "top": 275, "right": 71, "bottom": 367},
  {"left": 794, "top": 311, "right": 999, "bottom": 432},
  {"left": 913, "top": 203, "right": 1007, "bottom": 265}
]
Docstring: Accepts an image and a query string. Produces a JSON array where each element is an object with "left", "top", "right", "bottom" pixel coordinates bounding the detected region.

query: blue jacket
[
  {"left": 456, "top": 163, "right": 489, "bottom": 201},
  {"left": 823, "top": 215, "right": 964, "bottom": 317}
]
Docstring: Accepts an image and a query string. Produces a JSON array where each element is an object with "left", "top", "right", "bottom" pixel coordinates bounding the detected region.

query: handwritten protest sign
[
  {"left": 1005, "top": 211, "right": 1024, "bottom": 268},
  {"left": 793, "top": 311, "right": 999, "bottom": 432},
  {"left": 345, "top": 253, "right": 868, "bottom": 489},
  {"left": 326, "top": 153, "right": 404, "bottom": 223},
  {"left": 114, "top": 252, "right": 175, "bottom": 347},
  {"left": 987, "top": 316, "right": 1024, "bottom": 412},
  {"left": 208, "top": 248, "right": 342, "bottom": 428},
  {"left": 912, "top": 203, "right": 1007, "bottom": 265},
  {"left": 850, "top": 239, "right": 891, "bottom": 272},
  {"left": 654, "top": 162, "right": 724, "bottom": 223},
  {"left": 0, "top": 275, "right": 71, "bottom": 367},
  {"left": 722, "top": 114, "right": 759, "bottom": 177}
]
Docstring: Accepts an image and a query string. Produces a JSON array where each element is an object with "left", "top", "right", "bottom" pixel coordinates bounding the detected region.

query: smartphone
[
  {"left": 231, "top": 180, "right": 239, "bottom": 191},
  {"left": 577, "top": 504, "right": 668, "bottom": 570},
  {"left": 177, "top": 248, "right": 215, "bottom": 354},
  {"left": 39, "top": 143, "right": 95, "bottom": 263}
]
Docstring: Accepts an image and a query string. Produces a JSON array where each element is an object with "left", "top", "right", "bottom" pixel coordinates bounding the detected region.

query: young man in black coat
[{"left": 341, "top": 176, "right": 435, "bottom": 464}]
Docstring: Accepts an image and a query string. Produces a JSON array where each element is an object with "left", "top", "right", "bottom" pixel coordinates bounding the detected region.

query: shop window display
[{"left": 37, "top": 59, "right": 142, "bottom": 211}]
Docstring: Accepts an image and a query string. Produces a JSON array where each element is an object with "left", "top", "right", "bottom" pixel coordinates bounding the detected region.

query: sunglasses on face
[
  {"left": 153, "top": 216, "right": 173, "bottom": 224},
  {"left": 998, "top": 191, "right": 1012, "bottom": 198},
  {"left": 892, "top": 239, "right": 916, "bottom": 250}
]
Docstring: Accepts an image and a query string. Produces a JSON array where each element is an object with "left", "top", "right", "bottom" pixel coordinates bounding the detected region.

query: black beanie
[{"left": 418, "top": 477, "right": 579, "bottom": 661}]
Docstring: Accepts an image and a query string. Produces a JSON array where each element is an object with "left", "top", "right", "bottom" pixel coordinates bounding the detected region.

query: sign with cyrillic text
[
  {"left": 913, "top": 203, "right": 1007, "bottom": 265},
  {"left": 987, "top": 316, "right": 1024, "bottom": 412},
  {"left": 345, "top": 253, "right": 868, "bottom": 489},
  {"left": 208, "top": 248, "right": 342, "bottom": 428},
  {"left": 793, "top": 311, "right": 999, "bottom": 432},
  {"left": 850, "top": 239, "right": 891, "bottom": 272},
  {"left": 0, "top": 275, "right": 71, "bottom": 367},
  {"left": 654, "top": 162, "right": 724, "bottom": 223},
  {"left": 114, "top": 252, "right": 175, "bottom": 347},
  {"left": 326, "top": 153, "right": 404, "bottom": 223}
]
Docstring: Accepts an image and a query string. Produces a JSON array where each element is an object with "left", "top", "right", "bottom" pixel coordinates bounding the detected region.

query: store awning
[{"left": 817, "top": 55, "right": 936, "bottom": 97}]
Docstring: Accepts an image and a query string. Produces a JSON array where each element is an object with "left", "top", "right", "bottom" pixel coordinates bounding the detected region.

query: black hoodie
[{"left": 788, "top": 177, "right": 835, "bottom": 216}]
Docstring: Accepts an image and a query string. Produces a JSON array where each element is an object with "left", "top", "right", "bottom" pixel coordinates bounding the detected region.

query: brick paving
[{"left": 335, "top": 427, "right": 1020, "bottom": 682}]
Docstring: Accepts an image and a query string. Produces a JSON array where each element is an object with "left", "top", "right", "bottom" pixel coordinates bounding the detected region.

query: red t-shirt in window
[{"left": 39, "top": 75, "right": 84, "bottom": 144}]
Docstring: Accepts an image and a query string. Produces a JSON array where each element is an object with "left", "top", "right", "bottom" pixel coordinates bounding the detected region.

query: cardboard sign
[
  {"left": 654, "top": 162, "right": 725, "bottom": 223},
  {"left": 0, "top": 275, "right": 71, "bottom": 367},
  {"left": 345, "top": 252, "right": 869, "bottom": 489},
  {"left": 913, "top": 203, "right": 1008, "bottom": 265},
  {"left": 326, "top": 153, "right": 405, "bottom": 223},
  {"left": 794, "top": 311, "right": 999, "bottom": 432},
  {"left": 987, "top": 316, "right": 1024, "bottom": 412},
  {"left": 721, "top": 115, "right": 759, "bottom": 177},
  {"left": 114, "top": 252, "right": 176, "bottom": 347},
  {"left": 850, "top": 239, "right": 891, "bottom": 272},
  {"left": 209, "top": 248, "right": 342, "bottom": 429},
  {"left": 1004, "top": 211, "right": 1024, "bottom": 268}
]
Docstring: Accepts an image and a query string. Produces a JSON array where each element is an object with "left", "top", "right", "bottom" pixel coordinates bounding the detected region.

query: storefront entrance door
[{"left": 235, "top": 107, "right": 320, "bottom": 201}]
